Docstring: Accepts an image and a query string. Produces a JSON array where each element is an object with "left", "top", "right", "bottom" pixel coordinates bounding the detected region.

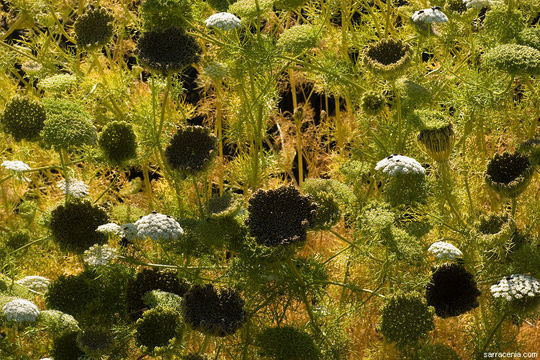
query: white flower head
[
  {"left": 375, "top": 154, "right": 426, "bottom": 176},
  {"left": 205, "top": 12, "right": 242, "bottom": 30},
  {"left": 15, "top": 276, "right": 50, "bottom": 292},
  {"left": 135, "top": 211, "right": 184, "bottom": 241},
  {"left": 96, "top": 223, "right": 124, "bottom": 236},
  {"left": 2, "top": 160, "right": 31, "bottom": 181},
  {"left": 428, "top": 241, "right": 463, "bottom": 260},
  {"left": 121, "top": 223, "right": 138, "bottom": 241},
  {"left": 57, "top": 179, "right": 89, "bottom": 199},
  {"left": 490, "top": 274, "right": 540, "bottom": 302},
  {"left": 2, "top": 298, "right": 40, "bottom": 323},
  {"left": 83, "top": 244, "right": 118, "bottom": 267},
  {"left": 463, "top": 0, "right": 500, "bottom": 9},
  {"left": 411, "top": 7, "right": 449, "bottom": 24}
]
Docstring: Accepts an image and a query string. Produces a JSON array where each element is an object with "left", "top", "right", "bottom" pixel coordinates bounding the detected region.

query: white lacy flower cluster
[
  {"left": 205, "top": 12, "right": 242, "bottom": 30},
  {"left": 135, "top": 212, "right": 184, "bottom": 241},
  {"left": 15, "top": 276, "right": 50, "bottom": 292},
  {"left": 2, "top": 298, "right": 40, "bottom": 322},
  {"left": 1, "top": 160, "right": 31, "bottom": 172},
  {"left": 375, "top": 155, "right": 426, "bottom": 176},
  {"left": 490, "top": 274, "right": 540, "bottom": 302},
  {"left": 463, "top": 0, "right": 500, "bottom": 9},
  {"left": 428, "top": 241, "right": 463, "bottom": 260},
  {"left": 57, "top": 179, "right": 89, "bottom": 199},
  {"left": 96, "top": 223, "right": 124, "bottom": 236},
  {"left": 83, "top": 244, "right": 118, "bottom": 266},
  {"left": 411, "top": 7, "right": 449, "bottom": 24}
]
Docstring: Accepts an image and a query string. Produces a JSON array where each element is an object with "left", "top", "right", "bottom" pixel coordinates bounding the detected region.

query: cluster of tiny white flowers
[
  {"left": 121, "top": 223, "right": 139, "bottom": 240},
  {"left": 2, "top": 298, "right": 40, "bottom": 323},
  {"left": 205, "top": 12, "right": 242, "bottom": 30},
  {"left": 1, "top": 160, "right": 31, "bottom": 172},
  {"left": 83, "top": 244, "right": 118, "bottom": 267},
  {"left": 428, "top": 241, "right": 463, "bottom": 260},
  {"left": 463, "top": 0, "right": 500, "bottom": 9},
  {"left": 375, "top": 154, "right": 426, "bottom": 176},
  {"left": 96, "top": 223, "right": 124, "bottom": 236},
  {"left": 411, "top": 7, "right": 449, "bottom": 24},
  {"left": 15, "top": 276, "right": 50, "bottom": 292},
  {"left": 57, "top": 179, "right": 89, "bottom": 199},
  {"left": 135, "top": 211, "right": 184, "bottom": 241},
  {"left": 490, "top": 274, "right": 540, "bottom": 302}
]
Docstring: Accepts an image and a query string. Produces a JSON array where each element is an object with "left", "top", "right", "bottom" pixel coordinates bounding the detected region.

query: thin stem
[
  {"left": 192, "top": 176, "right": 205, "bottom": 218},
  {"left": 438, "top": 161, "right": 466, "bottom": 228},
  {"left": 479, "top": 312, "right": 507, "bottom": 355},
  {"left": 511, "top": 197, "right": 517, "bottom": 217}
]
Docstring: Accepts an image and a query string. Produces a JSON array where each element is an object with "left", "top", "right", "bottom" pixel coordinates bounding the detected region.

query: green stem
[
  {"left": 479, "top": 312, "right": 507, "bottom": 355},
  {"left": 392, "top": 79, "right": 403, "bottom": 152},
  {"left": 192, "top": 176, "right": 205, "bottom": 218},
  {"left": 511, "top": 197, "right": 517, "bottom": 217},
  {"left": 438, "top": 161, "right": 466, "bottom": 228}
]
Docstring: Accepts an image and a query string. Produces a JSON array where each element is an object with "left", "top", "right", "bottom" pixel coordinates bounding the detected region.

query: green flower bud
[
  {"left": 483, "top": 44, "right": 540, "bottom": 76},
  {"left": 136, "top": 307, "right": 182, "bottom": 351},
  {"left": 256, "top": 326, "right": 320, "bottom": 360},
  {"left": 76, "top": 327, "right": 115, "bottom": 358},
  {"left": 484, "top": 6, "right": 524, "bottom": 44},
  {"left": 1, "top": 95, "right": 46, "bottom": 141},
  {"left": 38, "top": 74, "right": 78, "bottom": 93},
  {"left": 417, "top": 111, "right": 455, "bottom": 162},
  {"left": 361, "top": 91, "right": 386, "bottom": 116},
  {"left": 277, "top": 25, "right": 320, "bottom": 55},
  {"left": 229, "top": 0, "right": 273, "bottom": 19},
  {"left": 142, "top": 0, "right": 194, "bottom": 30},
  {"left": 98, "top": 121, "right": 137, "bottom": 164},
  {"left": 74, "top": 7, "right": 114, "bottom": 50},
  {"left": 519, "top": 27, "right": 540, "bottom": 51}
]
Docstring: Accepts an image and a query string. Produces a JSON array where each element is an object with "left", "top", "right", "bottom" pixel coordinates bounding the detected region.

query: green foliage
[
  {"left": 136, "top": 307, "right": 182, "bottom": 350},
  {"left": 51, "top": 331, "right": 85, "bottom": 360},
  {"left": 5, "top": 229, "right": 30, "bottom": 250},
  {"left": 45, "top": 273, "right": 95, "bottom": 318},
  {"left": 256, "top": 326, "right": 320, "bottom": 360},
  {"left": 518, "top": 27, "right": 540, "bottom": 51},
  {"left": 76, "top": 326, "right": 115, "bottom": 357},
  {"left": 228, "top": 0, "right": 274, "bottom": 19},
  {"left": 98, "top": 120, "right": 138, "bottom": 163},
  {"left": 49, "top": 200, "right": 109, "bottom": 253},
  {"left": 141, "top": 0, "right": 194, "bottom": 30},
  {"left": 274, "top": 0, "right": 307, "bottom": 10},
  {"left": 361, "top": 91, "right": 386, "bottom": 116},
  {"left": 206, "top": 0, "right": 232, "bottom": 11},
  {"left": 1, "top": 95, "right": 46, "bottom": 141},
  {"left": 377, "top": 292, "right": 434, "bottom": 347},
  {"left": 417, "top": 343, "right": 461, "bottom": 360},
  {"left": 41, "top": 98, "right": 98, "bottom": 150},
  {"left": 483, "top": 6, "right": 525, "bottom": 44},
  {"left": 383, "top": 172, "right": 429, "bottom": 207},
  {"left": 38, "top": 310, "right": 81, "bottom": 336}
]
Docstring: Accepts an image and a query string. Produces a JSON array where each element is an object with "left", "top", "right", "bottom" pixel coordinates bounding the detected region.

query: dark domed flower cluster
[
  {"left": 165, "top": 125, "right": 218, "bottom": 175},
  {"left": 76, "top": 327, "right": 115, "bottom": 358},
  {"left": 485, "top": 152, "right": 534, "bottom": 198},
  {"left": 377, "top": 292, "right": 434, "bottom": 347},
  {"left": 74, "top": 7, "right": 114, "bottom": 49},
  {"left": 51, "top": 331, "right": 85, "bottom": 360},
  {"left": 49, "top": 200, "right": 109, "bottom": 253},
  {"left": 255, "top": 326, "right": 320, "bottom": 360},
  {"left": 136, "top": 306, "right": 182, "bottom": 350},
  {"left": 98, "top": 121, "right": 137, "bottom": 164},
  {"left": 181, "top": 284, "right": 247, "bottom": 337},
  {"left": 426, "top": 263, "right": 481, "bottom": 318},
  {"left": 126, "top": 268, "right": 189, "bottom": 321},
  {"left": 45, "top": 274, "right": 94, "bottom": 318},
  {"left": 246, "top": 185, "right": 317, "bottom": 247},
  {"left": 361, "top": 91, "right": 386, "bottom": 116},
  {"left": 363, "top": 38, "right": 412, "bottom": 79},
  {"left": 137, "top": 26, "right": 201, "bottom": 74},
  {"left": 1, "top": 95, "right": 46, "bottom": 141}
]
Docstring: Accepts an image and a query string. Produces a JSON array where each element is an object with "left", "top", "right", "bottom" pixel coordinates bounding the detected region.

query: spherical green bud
[
  {"left": 483, "top": 44, "right": 540, "bottom": 76},
  {"left": 417, "top": 111, "right": 455, "bottom": 162},
  {"left": 229, "top": 0, "right": 273, "bottom": 19},
  {"left": 41, "top": 98, "right": 97, "bottom": 150},
  {"left": 135, "top": 307, "right": 182, "bottom": 350},
  {"left": 98, "top": 121, "right": 137, "bottom": 164},
  {"left": 361, "top": 91, "right": 386, "bottom": 116},
  {"left": 137, "top": 26, "right": 202, "bottom": 75},
  {"left": 277, "top": 25, "right": 320, "bottom": 55},
  {"left": 378, "top": 292, "right": 434, "bottom": 347},
  {"left": 384, "top": 172, "right": 429, "bottom": 207},
  {"left": 363, "top": 38, "right": 412, "bottom": 79},
  {"left": 1, "top": 95, "right": 46, "bottom": 141},
  {"left": 74, "top": 7, "right": 114, "bottom": 49},
  {"left": 49, "top": 199, "right": 109, "bottom": 253},
  {"left": 302, "top": 178, "right": 351, "bottom": 230},
  {"left": 485, "top": 152, "right": 534, "bottom": 198},
  {"left": 165, "top": 125, "right": 217, "bottom": 175},
  {"left": 256, "top": 326, "right": 320, "bottom": 360},
  {"left": 142, "top": 0, "right": 194, "bottom": 30},
  {"left": 38, "top": 74, "right": 78, "bottom": 93}
]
